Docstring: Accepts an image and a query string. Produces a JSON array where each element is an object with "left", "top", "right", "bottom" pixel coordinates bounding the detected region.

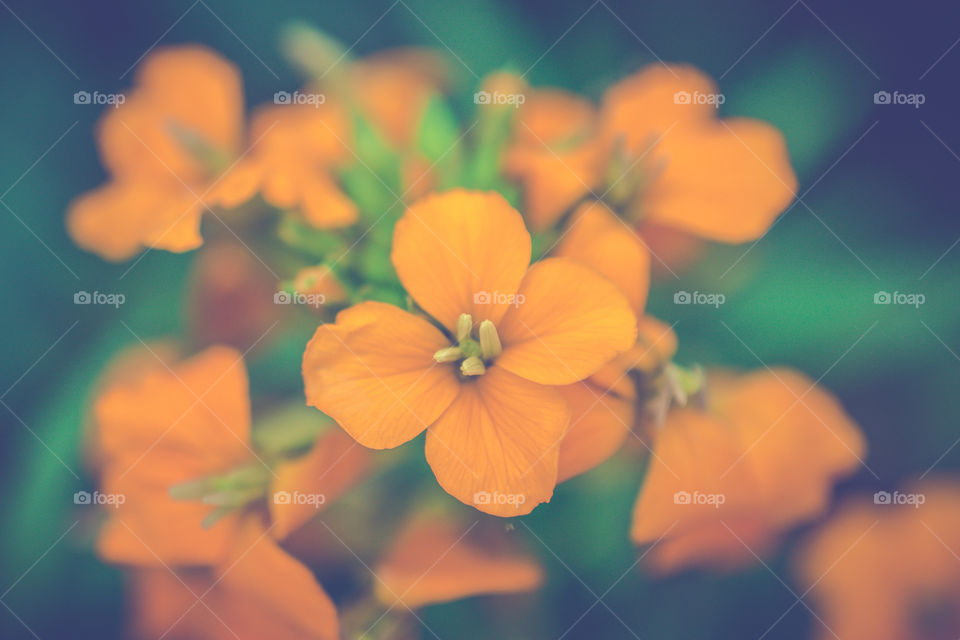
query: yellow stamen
[
  {"left": 460, "top": 356, "right": 486, "bottom": 377},
  {"left": 456, "top": 313, "right": 473, "bottom": 342},
  {"left": 478, "top": 320, "right": 502, "bottom": 360},
  {"left": 434, "top": 346, "right": 463, "bottom": 363}
]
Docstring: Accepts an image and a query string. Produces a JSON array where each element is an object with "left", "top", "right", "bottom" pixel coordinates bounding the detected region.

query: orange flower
[
  {"left": 303, "top": 189, "right": 637, "bottom": 516},
  {"left": 92, "top": 346, "right": 342, "bottom": 637},
  {"left": 797, "top": 480, "right": 960, "bottom": 640},
  {"left": 505, "top": 64, "right": 797, "bottom": 242},
  {"left": 374, "top": 512, "right": 542, "bottom": 608},
  {"left": 67, "top": 46, "right": 247, "bottom": 260},
  {"left": 631, "top": 368, "right": 865, "bottom": 573}
]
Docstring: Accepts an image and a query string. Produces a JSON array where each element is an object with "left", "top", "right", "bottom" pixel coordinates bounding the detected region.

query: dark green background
[{"left": 1, "top": 1, "right": 958, "bottom": 638}]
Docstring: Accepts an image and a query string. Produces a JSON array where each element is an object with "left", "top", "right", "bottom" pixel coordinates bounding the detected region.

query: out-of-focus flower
[
  {"left": 290, "top": 264, "right": 348, "bottom": 307},
  {"left": 631, "top": 368, "right": 865, "bottom": 573},
  {"left": 303, "top": 189, "right": 637, "bottom": 516},
  {"left": 505, "top": 64, "right": 796, "bottom": 243},
  {"left": 374, "top": 512, "right": 543, "bottom": 608},
  {"left": 67, "top": 46, "right": 248, "bottom": 260},
  {"left": 798, "top": 480, "right": 960, "bottom": 640},
  {"left": 91, "top": 346, "right": 346, "bottom": 638}
]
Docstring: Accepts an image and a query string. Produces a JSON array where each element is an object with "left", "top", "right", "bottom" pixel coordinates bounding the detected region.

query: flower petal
[
  {"left": 554, "top": 200, "right": 650, "bottom": 314},
  {"left": 269, "top": 429, "right": 372, "bottom": 539},
  {"left": 95, "top": 346, "right": 252, "bottom": 566},
  {"left": 375, "top": 514, "right": 542, "bottom": 608},
  {"left": 425, "top": 366, "right": 569, "bottom": 516},
  {"left": 391, "top": 189, "right": 531, "bottom": 331},
  {"left": 67, "top": 181, "right": 203, "bottom": 261},
  {"left": 641, "top": 118, "right": 797, "bottom": 242},
  {"left": 100, "top": 45, "right": 243, "bottom": 184},
  {"left": 556, "top": 381, "right": 633, "bottom": 482},
  {"left": 302, "top": 302, "right": 460, "bottom": 449},
  {"left": 496, "top": 258, "right": 637, "bottom": 385}
]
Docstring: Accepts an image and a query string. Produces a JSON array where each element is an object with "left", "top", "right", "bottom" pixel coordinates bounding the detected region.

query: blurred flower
[
  {"left": 67, "top": 46, "right": 248, "bottom": 260},
  {"left": 374, "top": 512, "right": 543, "bottom": 608},
  {"left": 90, "top": 346, "right": 352, "bottom": 638},
  {"left": 798, "top": 480, "right": 960, "bottom": 640},
  {"left": 631, "top": 368, "right": 865, "bottom": 573},
  {"left": 303, "top": 189, "right": 637, "bottom": 516},
  {"left": 505, "top": 64, "right": 797, "bottom": 243},
  {"left": 290, "top": 264, "right": 348, "bottom": 307}
]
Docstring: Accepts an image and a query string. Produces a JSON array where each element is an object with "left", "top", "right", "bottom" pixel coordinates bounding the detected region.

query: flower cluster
[{"left": 67, "top": 28, "right": 933, "bottom": 640}]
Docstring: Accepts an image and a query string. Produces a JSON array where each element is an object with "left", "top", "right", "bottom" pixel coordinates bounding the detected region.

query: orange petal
[
  {"left": 99, "top": 45, "right": 243, "bottom": 185},
  {"left": 302, "top": 302, "right": 460, "bottom": 449},
  {"left": 589, "top": 315, "right": 678, "bottom": 396},
  {"left": 554, "top": 200, "right": 650, "bottom": 314},
  {"left": 641, "top": 118, "right": 797, "bottom": 242},
  {"left": 425, "top": 366, "right": 569, "bottom": 516},
  {"left": 712, "top": 368, "right": 866, "bottom": 527},
  {"left": 392, "top": 189, "right": 531, "bottom": 331},
  {"left": 556, "top": 381, "right": 634, "bottom": 482},
  {"left": 375, "top": 514, "right": 542, "bottom": 608},
  {"left": 269, "top": 429, "right": 372, "bottom": 539},
  {"left": 496, "top": 258, "right": 637, "bottom": 385},
  {"left": 211, "top": 517, "right": 340, "bottom": 640},
  {"left": 629, "top": 408, "right": 760, "bottom": 572},
  {"left": 66, "top": 181, "right": 203, "bottom": 261},
  {"left": 601, "top": 64, "right": 720, "bottom": 149},
  {"left": 299, "top": 172, "right": 358, "bottom": 229},
  {"left": 94, "top": 346, "right": 252, "bottom": 565}
]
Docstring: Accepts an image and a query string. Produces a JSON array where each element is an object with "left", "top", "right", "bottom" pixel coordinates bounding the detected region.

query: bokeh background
[{"left": 1, "top": 0, "right": 958, "bottom": 638}]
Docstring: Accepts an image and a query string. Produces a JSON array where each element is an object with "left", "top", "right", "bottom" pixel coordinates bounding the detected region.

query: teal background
[{"left": 1, "top": 1, "right": 959, "bottom": 638}]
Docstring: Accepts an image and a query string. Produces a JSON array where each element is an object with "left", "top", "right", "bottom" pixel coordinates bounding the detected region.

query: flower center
[{"left": 433, "top": 313, "right": 502, "bottom": 377}]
